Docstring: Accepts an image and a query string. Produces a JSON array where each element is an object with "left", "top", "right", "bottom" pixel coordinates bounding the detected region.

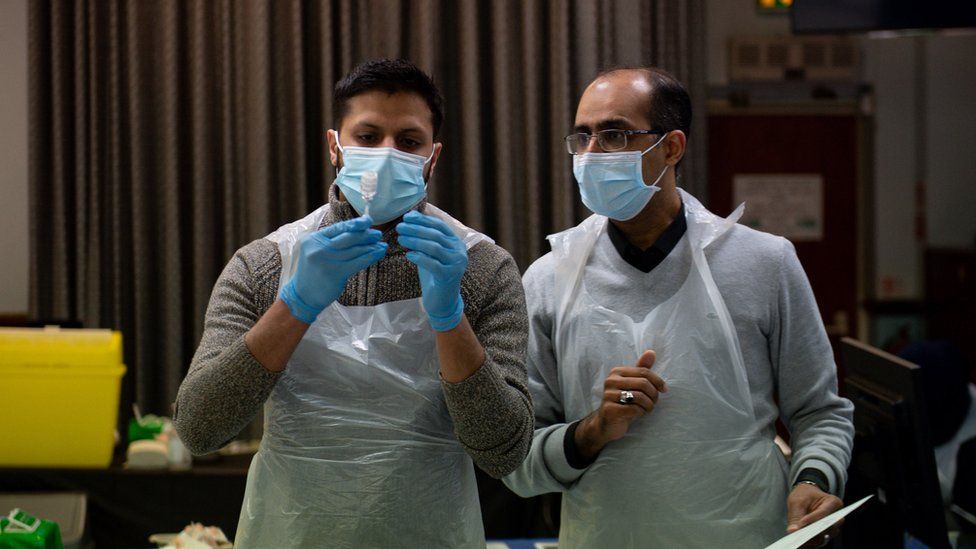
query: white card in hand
[{"left": 763, "top": 495, "right": 873, "bottom": 549}]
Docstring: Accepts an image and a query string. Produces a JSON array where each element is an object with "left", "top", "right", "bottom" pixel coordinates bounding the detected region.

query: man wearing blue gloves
[{"left": 175, "top": 59, "right": 532, "bottom": 548}]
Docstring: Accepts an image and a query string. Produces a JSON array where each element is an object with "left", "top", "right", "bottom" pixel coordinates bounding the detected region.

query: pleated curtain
[{"left": 29, "top": 0, "right": 706, "bottom": 418}]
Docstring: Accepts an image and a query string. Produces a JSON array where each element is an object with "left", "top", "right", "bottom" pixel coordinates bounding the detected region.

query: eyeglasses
[{"left": 564, "top": 129, "right": 666, "bottom": 155}]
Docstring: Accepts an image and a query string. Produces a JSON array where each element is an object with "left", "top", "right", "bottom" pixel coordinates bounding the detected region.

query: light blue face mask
[
  {"left": 572, "top": 132, "right": 670, "bottom": 221},
  {"left": 332, "top": 130, "right": 435, "bottom": 224}
]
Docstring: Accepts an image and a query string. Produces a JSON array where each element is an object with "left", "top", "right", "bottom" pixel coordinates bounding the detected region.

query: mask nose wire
[{"left": 331, "top": 130, "right": 438, "bottom": 178}]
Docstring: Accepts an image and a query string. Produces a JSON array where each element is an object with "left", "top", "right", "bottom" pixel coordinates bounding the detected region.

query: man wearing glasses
[{"left": 504, "top": 67, "right": 854, "bottom": 547}]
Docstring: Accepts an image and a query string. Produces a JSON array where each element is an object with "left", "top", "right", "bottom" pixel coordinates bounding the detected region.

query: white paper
[
  {"left": 763, "top": 495, "right": 873, "bottom": 549},
  {"left": 733, "top": 174, "right": 824, "bottom": 241}
]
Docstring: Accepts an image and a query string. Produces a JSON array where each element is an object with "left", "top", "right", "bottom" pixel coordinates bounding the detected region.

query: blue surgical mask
[
  {"left": 572, "top": 132, "right": 669, "bottom": 221},
  {"left": 332, "top": 130, "right": 434, "bottom": 224}
]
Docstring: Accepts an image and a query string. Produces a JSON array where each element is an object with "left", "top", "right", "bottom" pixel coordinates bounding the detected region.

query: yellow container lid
[{"left": 0, "top": 327, "right": 123, "bottom": 368}]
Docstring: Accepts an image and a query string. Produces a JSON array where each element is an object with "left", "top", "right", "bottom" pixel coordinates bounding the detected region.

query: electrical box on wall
[{"left": 729, "top": 35, "right": 859, "bottom": 82}]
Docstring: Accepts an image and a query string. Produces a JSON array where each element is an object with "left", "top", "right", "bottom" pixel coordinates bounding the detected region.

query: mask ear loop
[
  {"left": 420, "top": 142, "right": 440, "bottom": 188},
  {"left": 648, "top": 164, "right": 670, "bottom": 188},
  {"left": 641, "top": 131, "right": 671, "bottom": 188},
  {"left": 640, "top": 131, "right": 670, "bottom": 155},
  {"left": 423, "top": 143, "right": 437, "bottom": 165},
  {"left": 330, "top": 129, "right": 344, "bottom": 177}
]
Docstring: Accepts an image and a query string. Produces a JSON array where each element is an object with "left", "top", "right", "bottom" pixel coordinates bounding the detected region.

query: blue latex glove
[
  {"left": 396, "top": 210, "right": 468, "bottom": 332},
  {"left": 279, "top": 216, "right": 387, "bottom": 323}
]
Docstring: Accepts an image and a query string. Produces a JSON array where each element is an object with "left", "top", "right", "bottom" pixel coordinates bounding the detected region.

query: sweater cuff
[
  {"left": 794, "top": 468, "right": 830, "bottom": 494},
  {"left": 565, "top": 420, "right": 599, "bottom": 470},
  {"left": 542, "top": 423, "right": 588, "bottom": 485},
  {"left": 791, "top": 458, "right": 838, "bottom": 495}
]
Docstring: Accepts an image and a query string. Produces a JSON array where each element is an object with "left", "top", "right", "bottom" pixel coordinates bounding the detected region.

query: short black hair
[
  {"left": 598, "top": 66, "right": 692, "bottom": 140},
  {"left": 333, "top": 59, "right": 444, "bottom": 137}
]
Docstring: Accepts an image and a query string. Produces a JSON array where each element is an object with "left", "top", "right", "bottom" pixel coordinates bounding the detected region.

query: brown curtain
[{"left": 29, "top": 0, "right": 705, "bottom": 417}]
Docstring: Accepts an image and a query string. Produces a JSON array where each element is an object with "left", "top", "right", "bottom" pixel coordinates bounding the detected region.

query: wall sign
[{"left": 733, "top": 174, "right": 824, "bottom": 241}]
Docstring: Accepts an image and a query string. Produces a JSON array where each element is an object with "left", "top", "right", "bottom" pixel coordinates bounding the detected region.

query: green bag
[
  {"left": 0, "top": 509, "right": 63, "bottom": 549},
  {"left": 128, "top": 414, "right": 167, "bottom": 443}
]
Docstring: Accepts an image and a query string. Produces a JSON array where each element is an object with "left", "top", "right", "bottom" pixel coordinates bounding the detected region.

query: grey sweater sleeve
[
  {"left": 441, "top": 243, "right": 534, "bottom": 478},
  {"left": 503, "top": 254, "right": 586, "bottom": 496},
  {"left": 174, "top": 239, "right": 283, "bottom": 455},
  {"left": 772, "top": 240, "right": 855, "bottom": 495}
]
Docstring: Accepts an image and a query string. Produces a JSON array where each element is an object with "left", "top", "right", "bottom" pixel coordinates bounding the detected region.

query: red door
[{"left": 708, "top": 109, "right": 865, "bottom": 367}]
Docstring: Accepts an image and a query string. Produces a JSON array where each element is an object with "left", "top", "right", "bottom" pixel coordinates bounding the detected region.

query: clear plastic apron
[
  {"left": 551, "top": 190, "right": 788, "bottom": 548},
  {"left": 235, "top": 204, "right": 489, "bottom": 548}
]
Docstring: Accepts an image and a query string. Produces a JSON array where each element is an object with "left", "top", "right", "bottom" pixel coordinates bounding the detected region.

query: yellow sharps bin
[{"left": 0, "top": 327, "right": 126, "bottom": 467}]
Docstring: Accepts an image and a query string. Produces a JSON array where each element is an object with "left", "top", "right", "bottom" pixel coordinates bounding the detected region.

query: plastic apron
[
  {"left": 551, "top": 190, "right": 788, "bottom": 548},
  {"left": 235, "top": 204, "right": 490, "bottom": 549}
]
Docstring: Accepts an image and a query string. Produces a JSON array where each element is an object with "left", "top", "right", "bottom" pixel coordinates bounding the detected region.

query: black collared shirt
[{"left": 606, "top": 201, "right": 687, "bottom": 273}]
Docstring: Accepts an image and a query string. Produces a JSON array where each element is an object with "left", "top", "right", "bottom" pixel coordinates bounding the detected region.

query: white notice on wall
[{"left": 733, "top": 174, "right": 824, "bottom": 241}]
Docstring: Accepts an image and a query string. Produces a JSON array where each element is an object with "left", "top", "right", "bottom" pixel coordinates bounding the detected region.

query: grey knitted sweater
[{"left": 174, "top": 186, "right": 533, "bottom": 478}]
